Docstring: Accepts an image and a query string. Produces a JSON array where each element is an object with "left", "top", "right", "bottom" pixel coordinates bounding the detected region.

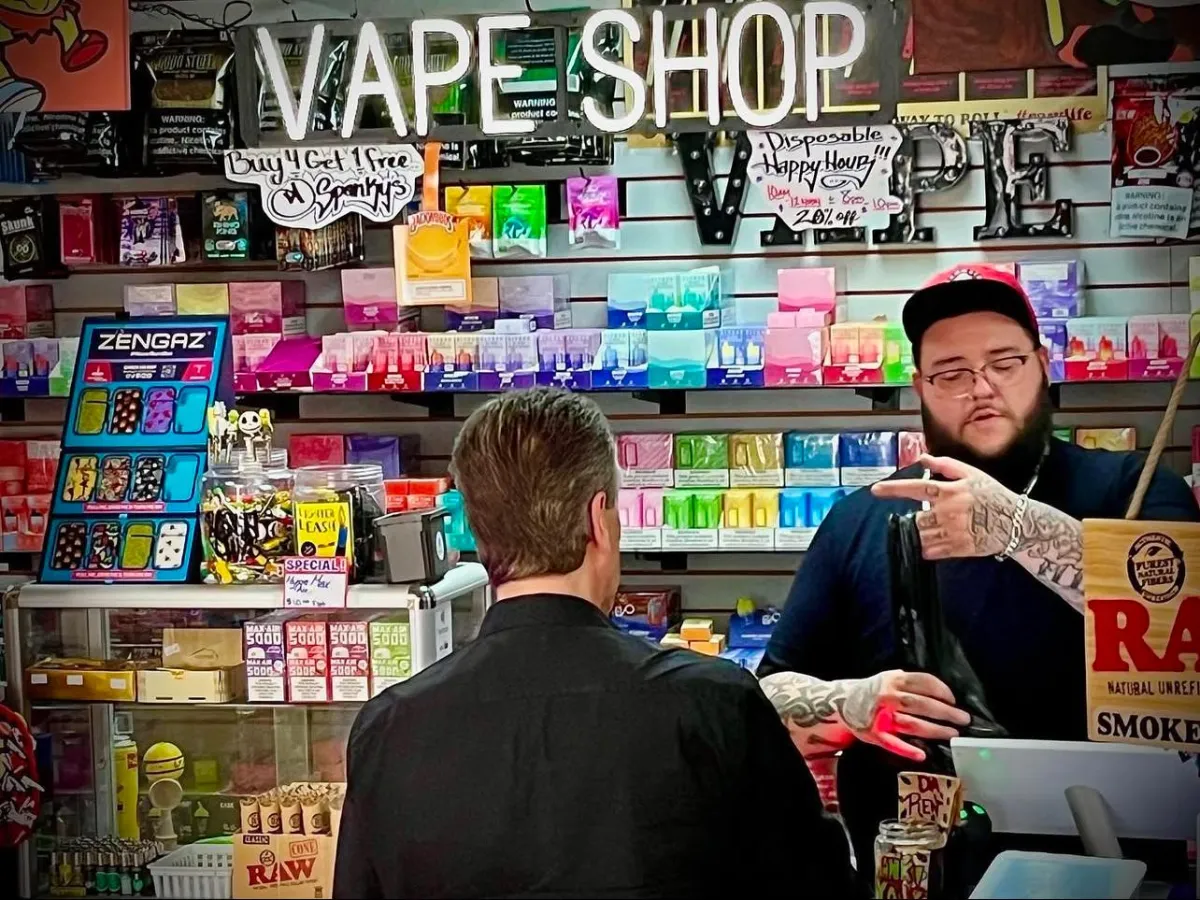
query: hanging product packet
[
  {"left": 444, "top": 186, "right": 494, "bottom": 258},
  {"left": 492, "top": 185, "right": 547, "bottom": 258},
  {"left": 255, "top": 28, "right": 350, "bottom": 136},
  {"left": 566, "top": 176, "right": 620, "bottom": 250}
]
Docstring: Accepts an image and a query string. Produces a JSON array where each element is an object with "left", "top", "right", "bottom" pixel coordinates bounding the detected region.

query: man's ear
[
  {"left": 1037, "top": 345, "right": 1050, "bottom": 379},
  {"left": 912, "top": 369, "right": 925, "bottom": 403},
  {"left": 588, "top": 491, "right": 609, "bottom": 546}
]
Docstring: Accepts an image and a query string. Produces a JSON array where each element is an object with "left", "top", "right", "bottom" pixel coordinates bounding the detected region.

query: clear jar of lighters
[
  {"left": 874, "top": 818, "right": 943, "bottom": 899},
  {"left": 293, "top": 464, "right": 386, "bottom": 583},
  {"left": 200, "top": 461, "right": 295, "bottom": 584}
]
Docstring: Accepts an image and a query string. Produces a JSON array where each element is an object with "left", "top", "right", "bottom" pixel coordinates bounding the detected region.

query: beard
[{"left": 921, "top": 382, "right": 1054, "bottom": 491}]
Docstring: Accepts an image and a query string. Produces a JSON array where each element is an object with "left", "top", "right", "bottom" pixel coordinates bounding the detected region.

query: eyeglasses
[{"left": 923, "top": 353, "right": 1034, "bottom": 398}]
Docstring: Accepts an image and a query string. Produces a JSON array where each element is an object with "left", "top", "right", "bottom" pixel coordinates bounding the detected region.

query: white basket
[{"left": 148, "top": 843, "right": 233, "bottom": 900}]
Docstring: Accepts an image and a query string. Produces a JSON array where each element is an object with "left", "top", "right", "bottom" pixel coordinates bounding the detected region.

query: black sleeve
[
  {"left": 732, "top": 681, "right": 861, "bottom": 896},
  {"left": 1123, "top": 458, "right": 1200, "bottom": 523},
  {"left": 333, "top": 707, "right": 385, "bottom": 898}
]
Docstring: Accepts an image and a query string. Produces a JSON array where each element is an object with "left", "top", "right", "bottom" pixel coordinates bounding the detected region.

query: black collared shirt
[{"left": 334, "top": 593, "right": 855, "bottom": 898}]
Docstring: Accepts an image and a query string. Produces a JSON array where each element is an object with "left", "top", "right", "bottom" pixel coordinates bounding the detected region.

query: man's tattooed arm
[
  {"left": 758, "top": 671, "right": 879, "bottom": 758},
  {"left": 1011, "top": 498, "right": 1084, "bottom": 614}
]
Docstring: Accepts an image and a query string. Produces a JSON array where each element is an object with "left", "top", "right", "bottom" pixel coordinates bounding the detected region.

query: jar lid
[
  {"left": 295, "top": 464, "right": 384, "bottom": 489},
  {"left": 877, "top": 818, "right": 942, "bottom": 846}
]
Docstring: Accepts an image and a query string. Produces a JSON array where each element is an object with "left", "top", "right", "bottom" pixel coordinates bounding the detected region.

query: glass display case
[{"left": 3, "top": 565, "right": 490, "bottom": 898}]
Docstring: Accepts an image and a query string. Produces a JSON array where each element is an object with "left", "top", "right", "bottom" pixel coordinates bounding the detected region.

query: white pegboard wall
[{"left": 4, "top": 129, "right": 1200, "bottom": 613}]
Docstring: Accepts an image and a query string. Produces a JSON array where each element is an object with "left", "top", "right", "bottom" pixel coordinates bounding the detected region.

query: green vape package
[
  {"left": 691, "top": 492, "right": 724, "bottom": 529},
  {"left": 675, "top": 434, "right": 730, "bottom": 470},
  {"left": 882, "top": 322, "right": 915, "bottom": 385},
  {"left": 663, "top": 491, "right": 693, "bottom": 530},
  {"left": 492, "top": 185, "right": 547, "bottom": 258}
]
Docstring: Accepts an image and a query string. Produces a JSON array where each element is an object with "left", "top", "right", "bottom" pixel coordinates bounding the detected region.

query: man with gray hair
[{"left": 334, "top": 387, "right": 855, "bottom": 898}]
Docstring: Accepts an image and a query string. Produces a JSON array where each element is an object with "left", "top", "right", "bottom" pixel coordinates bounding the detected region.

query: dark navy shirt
[{"left": 760, "top": 439, "right": 1199, "bottom": 865}]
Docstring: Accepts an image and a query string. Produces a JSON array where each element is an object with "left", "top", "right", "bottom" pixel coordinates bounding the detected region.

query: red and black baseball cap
[{"left": 902, "top": 263, "right": 1039, "bottom": 354}]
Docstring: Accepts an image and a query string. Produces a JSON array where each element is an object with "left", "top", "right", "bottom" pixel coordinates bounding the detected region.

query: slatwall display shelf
[{"left": 14, "top": 562, "right": 487, "bottom": 609}]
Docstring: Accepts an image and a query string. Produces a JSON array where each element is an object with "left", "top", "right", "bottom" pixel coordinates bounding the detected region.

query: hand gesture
[
  {"left": 870, "top": 454, "right": 1020, "bottom": 560},
  {"left": 842, "top": 670, "right": 971, "bottom": 762}
]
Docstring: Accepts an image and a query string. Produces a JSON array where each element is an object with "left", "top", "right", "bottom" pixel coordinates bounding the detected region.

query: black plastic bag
[{"left": 888, "top": 512, "right": 1007, "bottom": 770}]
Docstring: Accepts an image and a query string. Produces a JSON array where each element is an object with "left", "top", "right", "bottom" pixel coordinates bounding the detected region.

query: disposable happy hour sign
[{"left": 283, "top": 556, "right": 349, "bottom": 609}]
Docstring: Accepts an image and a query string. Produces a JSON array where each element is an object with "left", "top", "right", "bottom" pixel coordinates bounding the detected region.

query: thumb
[{"left": 919, "top": 454, "right": 977, "bottom": 481}]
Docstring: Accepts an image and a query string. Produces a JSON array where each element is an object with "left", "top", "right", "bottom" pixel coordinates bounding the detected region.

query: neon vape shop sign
[{"left": 252, "top": 0, "right": 895, "bottom": 143}]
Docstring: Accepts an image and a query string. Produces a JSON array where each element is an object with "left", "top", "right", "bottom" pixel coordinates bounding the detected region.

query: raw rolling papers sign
[{"left": 1083, "top": 519, "right": 1200, "bottom": 752}]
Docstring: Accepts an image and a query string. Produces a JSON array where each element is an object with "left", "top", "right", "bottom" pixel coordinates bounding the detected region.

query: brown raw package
[
  {"left": 233, "top": 833, "right": 337, "bottom": 899},
  {"left": 162, "top": 628, "right": 244, "bottom": 669}
]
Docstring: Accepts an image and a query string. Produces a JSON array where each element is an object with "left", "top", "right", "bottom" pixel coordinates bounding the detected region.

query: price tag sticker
[{"left": 283, "top": 557, "right": 349, "bottom": 609}]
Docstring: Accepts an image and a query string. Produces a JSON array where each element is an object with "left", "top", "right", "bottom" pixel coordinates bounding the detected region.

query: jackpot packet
[
  {"left": 566, "top": 175, "right": 620, "bottom": 250},
  {"left": 492, "top": 185, "right": 547, "bottom": 258}
]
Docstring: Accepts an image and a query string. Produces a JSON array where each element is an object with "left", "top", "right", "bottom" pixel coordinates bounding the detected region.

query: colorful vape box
[
  {"left": 2, "top": 339, "right": 32, "bottom": 378},
  {"left": 329, "top": 616, "right": 371, "bottom": 703},
  {"left": 721, "top": 295, "right": 778, "bottom": 327},
  {"left": 123, "top": 284, "right": 176, "bottom": 317},
  {"left": 175, "top": 283, "right": 230, "bottom": 316},
  {"left": 395, "top": 212, "right": 473, "bottom": 306},
  {"left": 646, "top": 268, "right": 721, "bottom": 330},
  {"left": 881, "top": 322, "right": 915, "bottom": 385},
  {"left": 1017, "top": 259, "right": 1084, "bottom": 319},
  {"left": 617, "top": 433, "right": 674, "bottom": 487},
  {"left": 777, "top": 267, "right": 836, "bottom": 322},
  {"left": 647, "top": 330, "right": 707, "bottom": 389},
  {"left": 499, "top": 275, "right": 571, "bottom": 330},
  {"left": 784, "top": 433, "right": 840, "bottom": 487},
  {"left": 840, "top": 432, "right": 898, "bottom": 486},
  {"left": 729, "top": 433, "right": 784, "bottom": 487},
  {"left": 592, "top": 328, "right": 649, "bottom": 389},
  {"left": 1128, "top": 313, "right": 1189, "bottom": 380},
  {"left": 610, "top": 586, "right": 681, "bottom": 640},
  {"left": 720, "top": 488, "right": 778, "bottom": 530},
  {"left": 825, "top": 322, "right": 884, "bottom": 385},
  {"left": 244, "top": 612, "right": 297, "bottom": 703},
  {"left": 728, "top": 605, "right": 781, "bottom": 650},
  {"left": 346, "top": 435, "right": 402, "bottom": 479},
  {"left": 617, "top": 489, "right": 645, "bottom": 528},
  {"left": 1, "top": 493, "right": 49, "bottom": 551},
  {"left": 764, "top": 314, "right": 825, "bottom": 386},
  {"left": 1038, "top": 319, "right": 1067, "bottom": 383},
  {"left": 31, "top": 338, "right": 57, "bottom": 378},
  {"left": 369, "top": 614, "right": 412, "bottom": 695},
  {"left": 706, "top": 326, "right": 765, "bottom": 388},
  {"left": 1065, "top": 316, "right": 1129, "bottom": 381},
  {"left": 290, "top": 434, "right": 345, "bottom": 469},
  {"left": 1054, "top": 427, "right": 1074, "bottom": 444},
  {"left": 1075, "top": 427, "right": 1136, "bottom": 452},
  {"left": 898, "top": 432, "right": 927, "bottom": 469},
  {"left": 446, "top": 277, "right": 500, "bottom": 332},
  {"left": 674, "top": 433, "right": 730, "bottom": 488},
  {"left": 607, "top": 273, "right": 653, "bottom": 328},
  {"left": 59, "top": 195, "right": 111, "bottom": 265},
  {"left": 0, "top": 284, "right": 53, "bottom": 338},
  {"left": 25, "top": 439, "right": 60, "bottom": 492},
  {"left": 229, "top": 281, "right": 307, "bottom": 337},
  {"left": 285, "top": 616, "right": 330, "bottom": 703},
  {"left": 341, "top": 268, "right": 399, "bottom": 330}
]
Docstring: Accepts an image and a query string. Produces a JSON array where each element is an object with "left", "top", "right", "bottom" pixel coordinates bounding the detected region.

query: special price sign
[
  {"left": 283, "top": 556, "right": 349, "bottom": 609},
  {"left": 1083, "top": 520, "right": 1200, "bottom": 752},
  {"left": 748, "top": 125, "right": 904, "bottom": 232},
  {"left": 224, "top": 145, "right": 423, "bottom": 230}
]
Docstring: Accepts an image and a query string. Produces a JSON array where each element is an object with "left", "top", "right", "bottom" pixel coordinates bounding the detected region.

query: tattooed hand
[
  {"left": 870, "top": 454, "right": 1017, "bottom": 558},
  {"left": 759, "top": 669, "right": 970, "bottom": 762},
  {"left": 870, "top": 453, "right": 1085, "bottom": 612}
]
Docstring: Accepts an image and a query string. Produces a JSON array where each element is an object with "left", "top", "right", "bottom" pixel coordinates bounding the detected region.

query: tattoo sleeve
[
  {"left": 759, "top": 671, "right": 879, "bottom": 758},
  {"left": 1011, "top": 498, "right": 1084, "bottom": 614}
]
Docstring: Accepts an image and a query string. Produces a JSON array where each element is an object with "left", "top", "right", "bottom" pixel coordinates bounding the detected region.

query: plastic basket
[{"left": 148, "top": 843, "right": 233, "bottom": 900}]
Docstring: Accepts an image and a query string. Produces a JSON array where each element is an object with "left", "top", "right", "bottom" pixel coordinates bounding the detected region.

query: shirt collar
[{"left": 477, "top": 593, "right": 614, "bottom": 637}]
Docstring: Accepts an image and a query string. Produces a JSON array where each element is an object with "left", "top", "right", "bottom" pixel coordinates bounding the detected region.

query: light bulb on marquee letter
[
  {"left": 412, "top": 19, "right": 471, "bottom": 137},
  {"left": 651, "top": 7, "right": 720, "bottom": 128},
  {"left": 803, "top": 2, "right": 864, "bottom": 122},
  {"left": 726, "top": 2, "right": 796, "bottom": 128},
  {"left": 581, "top": 10, "right": 646, "bottom": 134},
  {"left": 342, "top": 22, "right": 408, "bottom": 138},
  {"left": 478, "top": 14, "right": 537, "bottom": 136},
  {"left": 256, "top": 24, "right": 326, "bottom": 142}
]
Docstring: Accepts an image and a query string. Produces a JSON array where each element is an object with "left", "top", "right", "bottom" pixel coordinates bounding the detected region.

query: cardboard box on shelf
[
  {"left": 27, "top": 660, "right": 139, "bottom": 701},
  {"left": 163, "top": 628, "right": 244, "bottom": 669},
  {"left": 233, "top": 833, "right": 337, "bottom": 899},
  {"left": 137, "top": 667, "right": 244, "bottom": 703}
]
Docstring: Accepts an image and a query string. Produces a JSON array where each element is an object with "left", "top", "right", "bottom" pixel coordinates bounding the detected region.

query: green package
[
  {"left": 882, "top": 322, "right": 915, "bottom": 385},
  {"left": 691, "top": 492, "right": 724, "bottom": 529},
  {"left": 1052, "top": 427, "right": 1073, "bottom": 443},
  {"left": 663, "top": 491, "right": 693, "bottom": 530},
  {"left": 675, "top": 434, "right": 729, "bottom": 470},
  {"left": 493, "top": 185, "right": 547, "bottom": 258}
]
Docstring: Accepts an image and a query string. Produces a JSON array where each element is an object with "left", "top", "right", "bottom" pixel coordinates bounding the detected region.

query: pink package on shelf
[
  {"left": 0, "top": 285, "right": 54, "bottom": 339},
  {"left": 342, "top": 268, "right": 399, "bottom": 330},
  {"left": 290, "top": 435, "right": 346, "bottom": 468},
  {"left": 229, "top": 281, "right": 307, "bottom": 336},
  {"left": 764, "top": 324, "right": 825, "bottom": 387},
  {"left": 617, "top": 489, "right": 643, "bottom": 528},
  {"left": 255, "top": 336, "right": 321, "bottom": 391},
  {"left": 777, "top": 267, "right": 836, "bottom": 320},
  {"left": 616, "top": 433, "right": 674, "bottom": 487},
  {"left": 314, "top": 333, "right": 366, "bottom": 391},
  {"left": 641, "top": 488, "right": 664, "bottom": 527},
  {"left": 898, "top": 432, "right": 926, "bottom": 469}
]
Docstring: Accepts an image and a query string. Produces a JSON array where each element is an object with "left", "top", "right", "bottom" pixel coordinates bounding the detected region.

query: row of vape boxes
[
  {"left": 0, "top": 438, "right": 61, "bottom": 552},
  {"left": 616, "top": 432, "right": 923, "bottom": 490},
  {"left": 245, "top": 611, "right": 413, "bottom": 704}
]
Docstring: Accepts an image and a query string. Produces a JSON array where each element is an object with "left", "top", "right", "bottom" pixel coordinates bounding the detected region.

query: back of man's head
[{"left": 450, "top": 388, "right": 620, "bottom": 603}]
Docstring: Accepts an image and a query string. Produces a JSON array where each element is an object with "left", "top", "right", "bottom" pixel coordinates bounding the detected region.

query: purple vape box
[
  {"left": 1038, "top": 319, "right": 1067, "bottom": 383},
  {"left": 346, "top": 434, "right": 402, "bottom": 479},
  {"left": 1018, "top": 260, "right": 1084, "bottom": 319},
  {"left": 245, "top": 611, "right": 300, "bottom": 703}
]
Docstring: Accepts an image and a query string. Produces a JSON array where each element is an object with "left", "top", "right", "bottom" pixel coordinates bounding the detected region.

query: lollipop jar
[{"left": 200, "top": 463, "right": 295, "bottom": 584}]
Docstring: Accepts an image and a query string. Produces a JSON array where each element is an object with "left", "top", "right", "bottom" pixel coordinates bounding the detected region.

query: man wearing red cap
[{"left": 758, "top": 263, "right": 1199, "bottom": 874}]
